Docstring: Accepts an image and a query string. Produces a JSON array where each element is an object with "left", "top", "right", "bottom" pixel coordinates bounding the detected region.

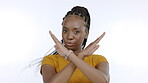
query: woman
[{"left": 41, "top": 6, "right": 110, "bottom": 83}]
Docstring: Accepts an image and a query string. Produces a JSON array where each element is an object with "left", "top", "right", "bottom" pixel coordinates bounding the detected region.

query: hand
[
  {"left": 79, "top": 32, "right": 105, "bottom": 57},
  {"left": 49, "top": 31, "right": 68, "bottom": 57}
]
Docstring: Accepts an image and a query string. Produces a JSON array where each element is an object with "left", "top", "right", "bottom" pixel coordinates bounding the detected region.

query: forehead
[{"left": 62, "top": 15, "right": 85, "bottom": 29}]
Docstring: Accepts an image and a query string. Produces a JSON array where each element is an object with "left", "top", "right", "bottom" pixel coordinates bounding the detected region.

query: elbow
[
  {"left": 100, "top": 74, "right": 110, "bottom": 83},
  {"left": 101, "top": 80, "right": 108, "bottom": 83},
  {"left": 97, "top": 79, "right": 108, "bottom": 83},
  {"left": 94, "top": 77, "right": 109, "bottom": 83},
  {"left": 92, "top": 78, "right": 109, "bottom": 83},
  {"left": 101, "top": 77, "right": 109, "bottom": 83},
  {"left": 93, "top": 80, "right": 108, "bottom": 83}
]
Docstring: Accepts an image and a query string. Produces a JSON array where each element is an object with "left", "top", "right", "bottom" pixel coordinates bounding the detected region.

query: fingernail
[{"left": 49, "top": 30, "right": 52, "bottom": 35}]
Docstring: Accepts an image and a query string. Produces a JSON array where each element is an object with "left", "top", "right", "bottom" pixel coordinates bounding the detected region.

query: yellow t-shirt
[{"left": 41, "top": 54, "right": 108, "bottom": 83}]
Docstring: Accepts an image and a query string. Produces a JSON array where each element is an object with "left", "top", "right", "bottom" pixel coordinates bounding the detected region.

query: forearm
[
  {"left": 48, "top": 56, "right": 84, "bottom": 83},
  {"left": 69, "top": 53, "right": 108, "bottom": 83},
  {"left": 47, "top": 62, "right": 76, "bottom": 83}
]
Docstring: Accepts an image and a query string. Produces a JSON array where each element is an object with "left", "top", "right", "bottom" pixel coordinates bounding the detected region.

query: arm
[
  {"left": 41, "top": 55, "right": 84, "bottom": 83},
  {"left": 41, "top": 62, "right": 76, "bottom": 83},
  {"left": 41, "top": 31, "right": 86, "bottom": 83},
  {"left": 68, "top": 32, "right": 109, "bottom": 83},
  {"left": 48, "top": 31, "right": 109, "bottom": 83},
  {"left": 68, "top": 53, "right": 109, "bottom": 83}
]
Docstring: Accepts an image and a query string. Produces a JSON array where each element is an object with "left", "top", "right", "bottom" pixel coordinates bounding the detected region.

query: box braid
[{"left": 50, "top": 6, "right": 90, "bottom": 55}]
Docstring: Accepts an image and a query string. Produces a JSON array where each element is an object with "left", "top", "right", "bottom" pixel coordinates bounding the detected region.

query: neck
[{"left": 73, "top": 48, "right": 82, "bottom": 56}]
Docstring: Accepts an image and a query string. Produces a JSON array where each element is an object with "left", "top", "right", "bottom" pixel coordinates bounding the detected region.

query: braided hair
[{"left": 50, "top": 6, "right": 91, "bottom": 55}]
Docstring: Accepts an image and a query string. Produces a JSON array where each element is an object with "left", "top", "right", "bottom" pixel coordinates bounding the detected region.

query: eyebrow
[
  {"left": 63, "top": 27, "right": 68, "bottom": 29},
  {"left": 63, "top": 27, "right": 81, "bottom": 30}
]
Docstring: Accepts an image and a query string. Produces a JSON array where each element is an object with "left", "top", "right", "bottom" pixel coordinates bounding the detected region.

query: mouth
[{"left": 65, "top": 42, "right": 75, "bottom": 47}]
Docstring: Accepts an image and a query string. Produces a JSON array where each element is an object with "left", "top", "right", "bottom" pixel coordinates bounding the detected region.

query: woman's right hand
[
  {"left": 79, "top": 32, "right": 105, "bottom": 57},
  {"left": 49, "top": 31, "right": 69, "bottom": 57}
]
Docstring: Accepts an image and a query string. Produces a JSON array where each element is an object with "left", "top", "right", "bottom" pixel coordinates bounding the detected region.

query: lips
[{"left": 65, "top": 42, "right": 75, "bottom": 46}]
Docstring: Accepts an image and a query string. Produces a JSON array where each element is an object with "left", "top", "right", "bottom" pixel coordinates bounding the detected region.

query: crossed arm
[{"left": 41, "top": 31, "right": 110, "bottom": 83}]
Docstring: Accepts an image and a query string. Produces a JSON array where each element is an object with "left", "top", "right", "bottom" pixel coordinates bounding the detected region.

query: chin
[{"left": 66, "top": 46, "right": 75, "bottom": 51}]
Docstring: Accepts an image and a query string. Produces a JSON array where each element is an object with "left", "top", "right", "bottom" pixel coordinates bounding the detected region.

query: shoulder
[
  {"left": 42, "top": 54, "right": 63, "bottom": 61},
  {"left": 41, "top": 55, "right": 61, "bottom": 65},
  {"left": 89, "top": 54, "right": 107, "bottom": 59},
  {"left": 90, "top": 54, "right": 105, "bottom": 57},
  {"left": 87, "top": 54, "right": 108, "bottom": 62},
  {"left": 44, "top": 54, "right": 60, "bottom": 58}
]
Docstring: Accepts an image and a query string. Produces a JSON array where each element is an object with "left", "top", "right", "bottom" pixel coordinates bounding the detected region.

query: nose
[{"left": 67, "top": 32, "right": 74, "bottom": 40}]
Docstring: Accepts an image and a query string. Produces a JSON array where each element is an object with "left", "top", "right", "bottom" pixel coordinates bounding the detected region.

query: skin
[
  {"left": 41, "top": 15, "right": 110, "bottom": 83},
  {"left": 62, "top": 15, "right": 88, "bottom": 54}
]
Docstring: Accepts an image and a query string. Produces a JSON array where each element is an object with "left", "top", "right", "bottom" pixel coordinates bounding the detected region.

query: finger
[
  {"left": 54, "top": 45, "right": 61, "bottom": 54},
  {"left": 49, "top": 31, "right": 61, "bottom": 45},
  {"left": 54, "top": 45, "right": 65, "bottom": 57},
  {"left": 90, "top": 45, "right": 100, "bottom": 54},
  {"left": 54, "top": 45, "right": 58, "bottom": 49},
  {"left": 49, "top": 31, "right": 57, "bottom": 43},
  {"left": 49, "top": 31, "right": 55, "bottom": 42},
  {"left": 94, "top": 32, "right": 105, "bottom": 44},
  {"left": 95, "top": 45, "right": 100, "bottom": 50}
]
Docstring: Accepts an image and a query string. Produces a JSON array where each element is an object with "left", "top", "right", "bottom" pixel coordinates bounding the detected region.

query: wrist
[
  {"left": 64, "top": 50, "right": 73, "bottom": 60},
  {"left": 78, "top": 53, "right": 85, "bottom": 60}
]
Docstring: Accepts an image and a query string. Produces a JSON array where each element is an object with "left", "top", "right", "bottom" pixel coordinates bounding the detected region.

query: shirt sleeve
[
  {"left": 41, "top": 55, "right": 56, "bottom": 68},
  {"left": 95, "top": 55, "right": 108, "bottom": 65}
]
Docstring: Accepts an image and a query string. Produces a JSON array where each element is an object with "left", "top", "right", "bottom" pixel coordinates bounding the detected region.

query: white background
[{"left": 0, "top": 0, "right": 148, "bottom": 83}]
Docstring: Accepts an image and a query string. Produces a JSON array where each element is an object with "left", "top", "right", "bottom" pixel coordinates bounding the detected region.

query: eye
[
  {"left": 74, "top": 30, "right": 80, "bottom": 34},
  {"left": 63, "top": 29, "right": 67, "bottom": 33}
]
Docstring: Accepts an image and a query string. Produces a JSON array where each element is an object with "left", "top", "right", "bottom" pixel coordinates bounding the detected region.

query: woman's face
[{"left": 62, "top": 15, "right": 88, "bottom": 51}]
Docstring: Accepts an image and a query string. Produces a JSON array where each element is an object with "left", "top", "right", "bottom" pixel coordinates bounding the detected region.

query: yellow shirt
[{"left": 41, "top": 54, "right": 108, "bottom": 83}]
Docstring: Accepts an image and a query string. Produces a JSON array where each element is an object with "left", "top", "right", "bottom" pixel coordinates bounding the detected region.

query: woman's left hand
[
  {"left": 79, "top": 32, "right": 105, "bottom": 57},
  {"left": 49, "top": 31, "right": 68, "bottom": 57}
]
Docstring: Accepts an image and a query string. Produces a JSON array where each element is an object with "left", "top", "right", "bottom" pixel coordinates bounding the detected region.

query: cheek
[
  {"left": 62, "top": 34, "right": 66, "bottom": 41},
  {"left": 62, "top": 34, "right": 64, "bottom": 38},
  {"left": 62, "top": 33, "right": 85, "bottom": 44},
  {"left": 75, "top": 35, "right": 85, "bottom": 44}
]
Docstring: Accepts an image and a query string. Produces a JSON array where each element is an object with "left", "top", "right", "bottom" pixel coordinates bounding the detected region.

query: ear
[{"left": 85, "top": 29, "right": 89, "bottom": 39}]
